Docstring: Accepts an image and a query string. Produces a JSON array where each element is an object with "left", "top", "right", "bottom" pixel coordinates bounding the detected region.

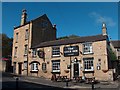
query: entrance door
[
  {"left": 73, "top": 63, "right": 79, "bottom": 78},
  {"left": 13, "top": 62, "right": 16, "bottom": 74},
  {"left": 18, "top": 63, "right": 22, "bottom": 74}
]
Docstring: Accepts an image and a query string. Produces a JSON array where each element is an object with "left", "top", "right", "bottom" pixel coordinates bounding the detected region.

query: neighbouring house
[{"left": 12, "top": 9, "right": 119, "bottom": 81}]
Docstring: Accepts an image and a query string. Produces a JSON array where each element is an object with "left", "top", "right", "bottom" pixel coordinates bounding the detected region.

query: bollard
[
  {"left": 65, "top": 79, "right": 69, "bottom": 87},
  {"left": 91, "top": 80, "right": 94, "bottom": 90},
  {"left": 16, "top": 77, "right": 19, "bottom": 90}
]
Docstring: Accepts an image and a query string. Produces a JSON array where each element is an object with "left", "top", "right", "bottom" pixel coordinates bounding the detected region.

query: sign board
[{"left": 63, "top": 46, "right": 79, "bottom": 57}]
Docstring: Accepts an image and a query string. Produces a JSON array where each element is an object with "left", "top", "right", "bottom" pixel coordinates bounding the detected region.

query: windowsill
[
  {"left": 30, "top": 70, "right": 38, "bottom": 73},
  {"left": 14, "top": 56, "right": 17, "bottom": 58},
  {"left": 52, "top": 55, "right": 61, "bottom": 58},
  {"left": 32, "top": 56, "right": 37, "bottom": 58},
  {"left": 83, "top": 70, "right": 94, "bottom": 73},
  {"left": 25, "top": 39, "right": 28, "bottom": 41},
  {"left": 83, "top": 52, "right": 94, "bottom": 55},
  {"left": 24, "top": 54, "right": 27, "bottom": 57}
]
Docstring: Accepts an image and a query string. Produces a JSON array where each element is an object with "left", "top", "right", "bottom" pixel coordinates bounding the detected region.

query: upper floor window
[
  {"left": 42, "top": 63, "right": 47, "bottom": 71},
  {"left": 25, "top": 29, "right": 29, "bottom": 40},
  {"left": 16, "top": 33, "right": 18, "bottom": 43},
  {"left": 52, "top": 46, "right": 60, "bottom": 57},
  {"left": 32, "top": 49, "right": 37, "bottom": 57},
  {"left": 83, "top": 43, "right": 93, "bottom": 54},
  {"left": 117, "top": 48, "right": 120, "bottom": 52},
  {"left": 24, "top": 45, "right": 28, "bottom": 55},
  {"left": 14, "top": 47, "right": 17, "bottom": 57},
  {"left": 83, "top": 58, "right": 94, "bottom": 71}
]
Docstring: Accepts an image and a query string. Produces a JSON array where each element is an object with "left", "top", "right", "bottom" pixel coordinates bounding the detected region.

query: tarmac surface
[{"left": 2, "top": 72, "right": 120, "bottom": 90}]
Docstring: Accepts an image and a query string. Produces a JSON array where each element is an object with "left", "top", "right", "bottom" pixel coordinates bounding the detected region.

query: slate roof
[
  {"left": 32, "top": 34, "right": 108, "bottom": 48},
  {"left": 110, "top": 40, "right": 120, "bottom": 48}
]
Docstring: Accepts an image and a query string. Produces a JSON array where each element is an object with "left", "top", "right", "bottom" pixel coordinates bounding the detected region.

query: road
[
  {"left": 1, "top": 72, "right": 120, "bottom": 90},
  {"left": 2, "top": 72, "right": 74, "bottom": 90}
]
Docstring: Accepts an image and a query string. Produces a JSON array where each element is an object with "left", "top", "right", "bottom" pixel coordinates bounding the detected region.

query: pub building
[{"left": 12, "top": 10, "right": 118, "bottom": 81}]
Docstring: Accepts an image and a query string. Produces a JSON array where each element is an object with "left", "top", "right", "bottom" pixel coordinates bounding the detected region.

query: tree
[{"left": 1, "top": 33, "right": 13, "bottom": 58}]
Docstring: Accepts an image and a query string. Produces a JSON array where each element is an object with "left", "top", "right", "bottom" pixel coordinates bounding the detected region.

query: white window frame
[
  {"left": 83, "top": 58, "right": 94, "bottom": 71},
  {"left": 52, "top": 46, "right": 60, "bottom": 57},
  {"left": 31, "top": 63, "right": 38, "bottom": 71},
  {"left": 52, "top": 60, "right": 60, "bottom": 72},
  {"left": 83, "top": 42, "right": 93, "bottom": 54}
]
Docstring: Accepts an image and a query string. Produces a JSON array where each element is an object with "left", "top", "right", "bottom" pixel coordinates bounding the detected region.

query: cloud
[{"left": 89, "top": 12, "right": 116, "bottom": 27}]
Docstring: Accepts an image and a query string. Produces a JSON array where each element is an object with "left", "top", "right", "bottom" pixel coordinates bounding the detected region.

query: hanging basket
[
  {"left": 102, "top": 69, "right": 108, "bottom": 73},
  {"left": 64, "top": 70, "right": 69, "bottom": 73}
]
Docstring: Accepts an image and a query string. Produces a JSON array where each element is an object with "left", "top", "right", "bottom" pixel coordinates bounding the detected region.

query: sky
[{"left": 2, "top": 2, "right": 119, "bottom": 40}]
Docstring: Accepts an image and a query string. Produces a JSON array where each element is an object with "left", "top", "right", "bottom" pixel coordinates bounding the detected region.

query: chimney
[
  {"left": 102, "top": 22, "right": 107, "bottom": 36},
  {"left": 21, "top": 9, "right": 27, "bottom": 25},
  {"left": 53, "top": 24, "right": 56, "bottom": 30}
]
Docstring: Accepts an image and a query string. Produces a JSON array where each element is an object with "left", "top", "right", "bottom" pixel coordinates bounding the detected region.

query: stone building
[
  {"left": 110, "top": 40, "right": 120, "bottom": 60},
  {"left": 12, "top": 9, "right": 56, "bottom": 75},
  {"left": 12, "top": 10, "right": 118, "bottom": 81}
]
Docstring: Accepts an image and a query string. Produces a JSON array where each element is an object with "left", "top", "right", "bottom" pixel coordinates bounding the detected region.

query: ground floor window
[
  {"left": 42, "top": 63, "right": 46, "bottom": 71},
  {"left": 31, "top": 63, "right": 38, "bottom": 71},
  {"left": 52, "top": 60, "right": 60, "bottom": 72},
  {"left": 24, "top": 61, "right": 27, "bottom": 70},
  {"left": 83, "top": 58, "right": 94, "bottom": 71}
]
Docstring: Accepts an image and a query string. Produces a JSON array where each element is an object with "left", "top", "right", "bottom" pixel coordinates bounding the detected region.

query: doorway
[
  {"left": 73, "top": 63, "right": 79, "bottom": 78},
  {"left": 18, "top": 63, "right": 22, "bottom": 74}
]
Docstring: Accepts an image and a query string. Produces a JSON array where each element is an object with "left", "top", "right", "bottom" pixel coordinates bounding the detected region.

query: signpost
[{"left": 63, "top": 45, "right": 79, "bottom": 79}]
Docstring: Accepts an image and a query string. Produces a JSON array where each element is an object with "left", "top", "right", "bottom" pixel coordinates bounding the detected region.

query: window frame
[
  {"left": 31, "top": 63, "right": 38, "bottom": 71},
  {"left": 25, "top": 29, "right": 29, "bottom": 40},
  {"left": 83, "top": 58, "right": 94, "bottom": 71},
  {"left": 52, "top": 60, "right": 60, "bottom": 72},
  {"left": 52, "top": 46, "right": 60, "bottom": 57},
  {"left": 24, "top": 45, "right": 28, "bottom": 56},
  {"left": 14, "top": 47, "right": 17, "bottom": 57},
  {"left": 24, "top": 61, "right": 27, "bottom": 70},
  {"left": 16, "top": 33, "right": 18, "bottom": 43},
  {"left": 32, "top": 49, "right": 37, "bottom": 57},
  {"left": 42, "top": 63, "right": 47, "bottom": 71},
  {"left": 83, "top": 42, "right": 93, "bottom": 54}
]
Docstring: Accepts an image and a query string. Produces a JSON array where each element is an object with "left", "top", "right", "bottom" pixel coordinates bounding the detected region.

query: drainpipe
[{"left": 27, "top": 22, "right": 31, "bottom": 76}]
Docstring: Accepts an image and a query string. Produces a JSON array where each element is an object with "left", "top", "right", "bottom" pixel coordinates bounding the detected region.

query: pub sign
[{"left": 63, "top": 46, "right": 79, "bottom": 57}]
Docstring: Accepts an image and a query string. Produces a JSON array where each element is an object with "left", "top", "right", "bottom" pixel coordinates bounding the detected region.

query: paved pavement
[{"left": 2, "top": 72, "right": 120, "bottom": 90}]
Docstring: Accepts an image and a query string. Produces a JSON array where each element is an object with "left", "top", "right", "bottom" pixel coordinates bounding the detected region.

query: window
[
  {"left": 24, "top": 61, "right": 27, "bottom": 70},
  {"left": 14, "top": 47, "right": 17, "bottom": 57},
  {"left": 32, "top": 49, "right": 37, "bottom": 57},
  {"left": 83, "top": 58, "right": 94, "bottom": 71},
  {"left": 31, "top": 63, "right": 38, "bottom": 71},
  {"left": 52, "top": 46, "right": 60, "bottom": 57},
  {"left": 52, "top": 60, "right": 60, "bottom": 72},
  {"left": 117, "top": 48, "right": 120, "bottom": 52},
  {"left": 42, "top": 63, "right": 46, "bottom": 71},
  {"left": 24, "top": 45, "right": 28, "bottom": 55},
  {"left": 83, "top": 43, "right": 93, "bottom": 54},
  {"left": 25, "top": 29, "right": 29, "bottom": 40},
  {"left": 16, "top": 33, "right": 18, "bottom": 43}
]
